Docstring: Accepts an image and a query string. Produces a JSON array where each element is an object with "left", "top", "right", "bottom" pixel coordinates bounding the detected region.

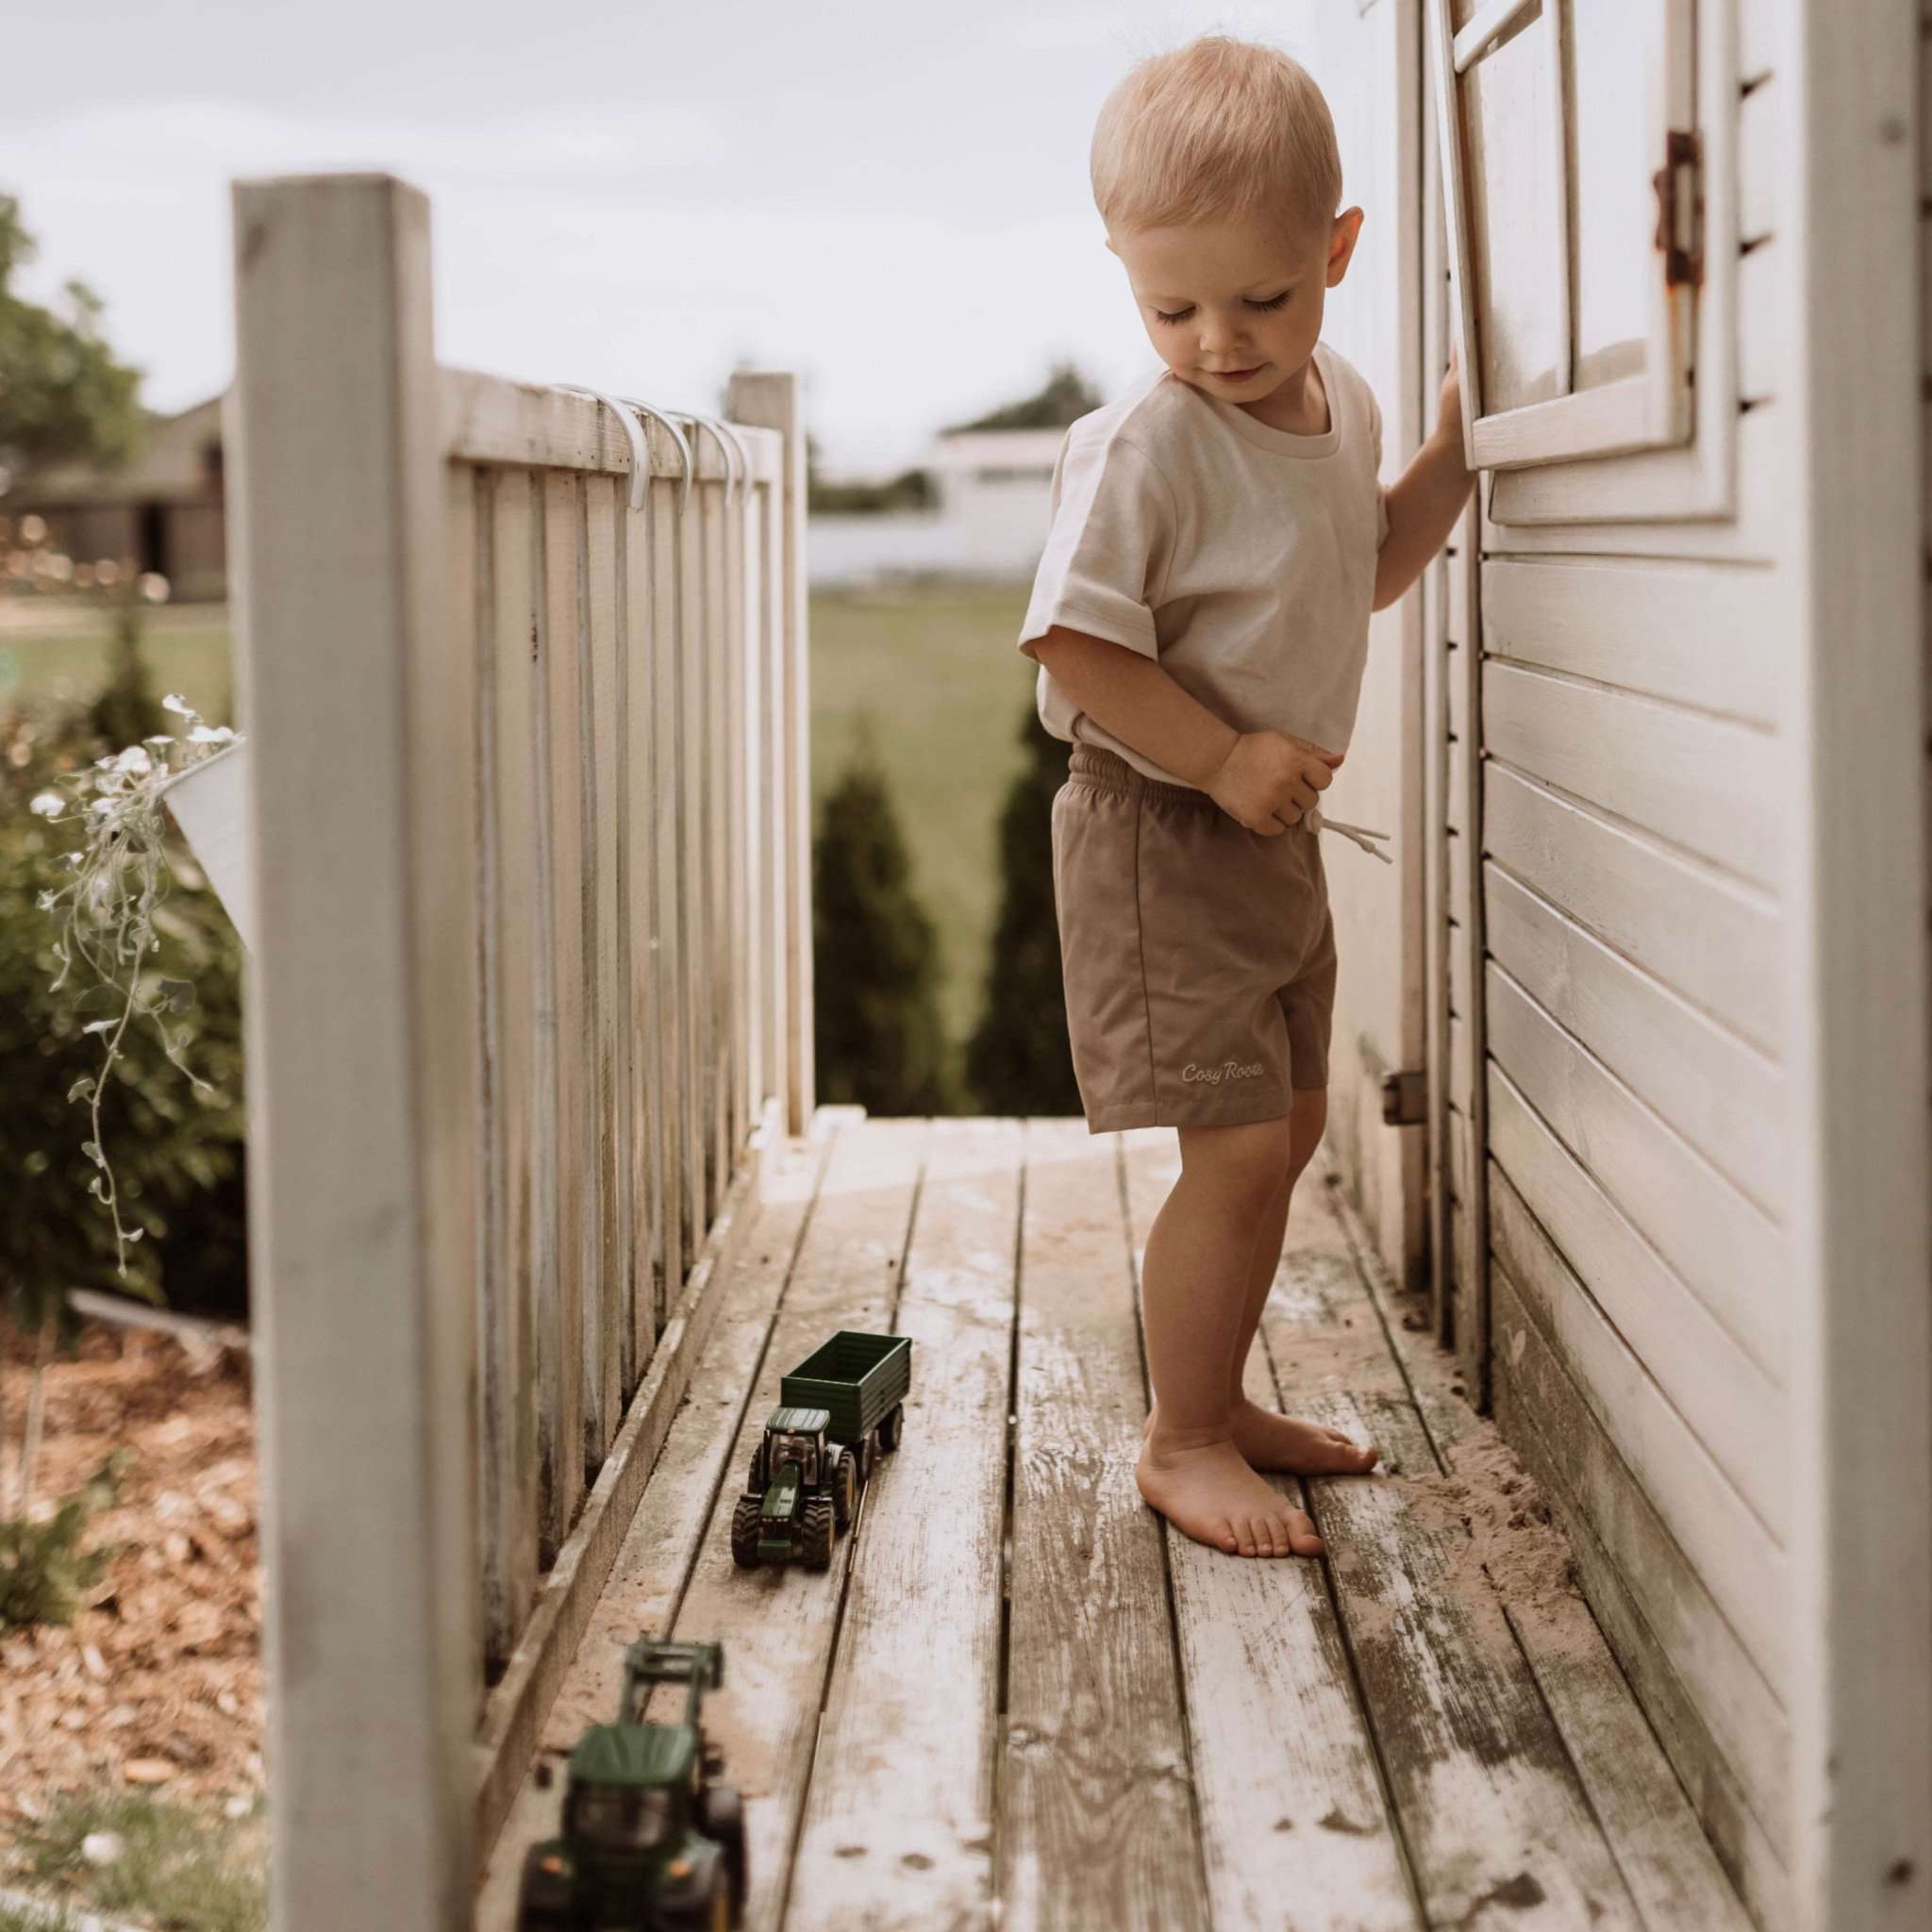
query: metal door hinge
[
  {"left": 1653, "top": 129, "right": 1704, "bottom": 289},
  {"left": 1381, "top": 1070, "right": 1426, "bottom": 1127}
]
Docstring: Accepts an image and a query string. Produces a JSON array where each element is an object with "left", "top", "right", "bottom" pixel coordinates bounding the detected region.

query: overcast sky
[{"left": 4, "top": 2, "right": 1326, "bottom": 475}]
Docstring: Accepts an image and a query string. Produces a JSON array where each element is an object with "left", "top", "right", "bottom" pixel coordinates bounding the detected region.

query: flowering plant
[{"left": 28, "top": 693, "right": 242, "bottom": 1277}]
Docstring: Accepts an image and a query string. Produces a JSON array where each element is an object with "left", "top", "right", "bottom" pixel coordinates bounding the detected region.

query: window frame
[{"left": 1429, "top": 0, "right": 1702, "bottom": 475}]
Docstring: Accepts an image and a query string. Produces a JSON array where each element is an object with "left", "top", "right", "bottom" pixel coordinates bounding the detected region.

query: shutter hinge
[
  {"left": 1380, "top": 1070, "right": 1427, "bottom": 1127},
  {"left": 1653, "top": 128, "right": 1704, "bottom": 289}
]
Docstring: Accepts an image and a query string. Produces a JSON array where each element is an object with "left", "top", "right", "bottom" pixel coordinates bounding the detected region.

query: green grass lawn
[
  {"left": 1, "top": 579, "right": 1036, "bottom": 1069},
  {"left": 809, "top": 579, "right": 1035, "bottom": 1054},
  {"left": 0, "top": 607, "right": 235, "bottom": 728}
]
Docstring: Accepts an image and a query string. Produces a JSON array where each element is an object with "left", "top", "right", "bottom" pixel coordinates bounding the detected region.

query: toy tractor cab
[
  {"left": 736, "top": 1404, "right": 843, "bottom": 1570},
  {"left": 516, "top": 1639, "right": 746, "bottom": 1931}
]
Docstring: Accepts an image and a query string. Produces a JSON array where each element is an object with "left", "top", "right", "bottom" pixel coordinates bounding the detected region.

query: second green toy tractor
[
  {"left": 515, "top": 1639, "right": 745, "bottom": 1930},
  {"left": 730, "top": 1331, "right": 911, "bottom": 1570}
]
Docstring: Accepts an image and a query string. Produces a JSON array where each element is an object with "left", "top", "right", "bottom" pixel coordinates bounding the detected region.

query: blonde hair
[{"left": 1091, "top": 33, "right": 1342, "bottom": 241}]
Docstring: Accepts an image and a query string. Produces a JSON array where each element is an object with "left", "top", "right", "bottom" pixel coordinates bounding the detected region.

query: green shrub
[
  {"left": 0, "top": 691, "right": 247, "bottom": 1325},
  {"left": 811, "top": 714, "right": 954, "bottom": 1113},
  {"left": 964, "top": 703, "right": 1082, "bottom": 1116},
  {"left": 0, "top": 1452, "right": 123, "bottom": 1631}
]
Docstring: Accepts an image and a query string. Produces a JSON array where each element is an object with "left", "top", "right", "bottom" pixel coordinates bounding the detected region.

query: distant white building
[
  {"left": 808, "top": 423, "right": 1065, "bottom": 588},
  {"left": 921, "top": 427, "right": 1062, "bottom": 573}
]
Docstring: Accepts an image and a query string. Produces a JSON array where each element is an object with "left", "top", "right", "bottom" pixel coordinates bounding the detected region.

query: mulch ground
[{"left": 0, "top": 1317, "right": 262, "bottom": 1822}]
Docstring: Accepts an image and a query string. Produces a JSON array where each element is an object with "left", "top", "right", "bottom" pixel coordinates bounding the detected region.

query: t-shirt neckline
[{"left": 1184, "top": 341, "right": 1342, "bottom": 459}]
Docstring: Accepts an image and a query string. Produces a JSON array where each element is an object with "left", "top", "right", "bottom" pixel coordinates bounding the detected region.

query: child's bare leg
[
  {"left": 1143, "top": 1090, "right": 1378, "bottom": 1473},
  {"left": 1135, "top": 1114, "right": 1323, "bottom": 1557}
]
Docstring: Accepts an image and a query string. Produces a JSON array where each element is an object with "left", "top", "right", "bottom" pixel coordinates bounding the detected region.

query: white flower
[
  {"left": 29, "top": 791, "right": 63, "bottom": 818},
  {"left": 188, "top": 724, "right": 235, "bottom": 744},
  {"left": 161, "top": 693, "right": 193, "bottom": 717},
  {"left": 113, "top": 745, "right": 153, "bottom": 774}
]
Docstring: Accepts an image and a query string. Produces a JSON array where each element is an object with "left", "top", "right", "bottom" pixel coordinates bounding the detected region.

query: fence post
[
  {"left": 230, "top": 172, "right": 479, "bottom": 1928},
  {"left": 726, "top": 371, "right": 814, "bottom": 1138}
]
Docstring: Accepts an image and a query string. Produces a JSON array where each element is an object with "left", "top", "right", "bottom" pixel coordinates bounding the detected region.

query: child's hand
[{"left": 1207, "top": 729, "right": 1343, "bottom": 835}]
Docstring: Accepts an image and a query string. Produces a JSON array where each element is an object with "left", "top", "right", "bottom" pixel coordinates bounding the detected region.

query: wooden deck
[{"left": 477, "top": 1110, "right": 1756, "bottom": 1932}]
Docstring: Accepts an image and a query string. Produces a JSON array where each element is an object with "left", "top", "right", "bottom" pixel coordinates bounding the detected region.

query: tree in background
[
  {"left": 0, "top": 196, "right": 145, "bottom": 493},
  {"left": 812, "top": 712, "right": 953, "bottom": 1114},
  {"left": 803, "top": 430, "right": 935, "bottom": 516},
  {"left": 964, "top": 701, "right": 1081, "bottom": 1117},
  {"left": 940, "top": 359, "right": 1107, "bottom": 434}
]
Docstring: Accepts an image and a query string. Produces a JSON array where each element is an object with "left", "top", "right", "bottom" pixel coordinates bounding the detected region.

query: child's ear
[{"left": 1327, "top": 208, "right": 1365, "bottom": 286}]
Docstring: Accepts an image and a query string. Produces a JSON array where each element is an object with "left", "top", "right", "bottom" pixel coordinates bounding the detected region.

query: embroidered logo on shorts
[{"left": 1181, "top": 1058, "right": 1265, "bottom": 1087}]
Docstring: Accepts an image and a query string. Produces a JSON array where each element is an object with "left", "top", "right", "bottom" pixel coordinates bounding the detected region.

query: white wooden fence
[{"left": 225, "top": 172, "right": 813, "bottom": 1927}]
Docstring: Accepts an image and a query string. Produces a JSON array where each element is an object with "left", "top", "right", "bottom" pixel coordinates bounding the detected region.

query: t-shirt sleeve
[
  {"left": 1369, "top": 386, "right": 1391, "bottom": 550},
  {"left": 1016, "top": 430, "right": 1174, "bottom": 662}
]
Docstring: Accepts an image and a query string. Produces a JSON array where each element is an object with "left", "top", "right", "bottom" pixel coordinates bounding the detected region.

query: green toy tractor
[
  {"left": 515, "top": 1639, "right": 745, "bottom": 1931},
  {"left": 730, "top": 1331, "right": 911, "bottom": 1571}
]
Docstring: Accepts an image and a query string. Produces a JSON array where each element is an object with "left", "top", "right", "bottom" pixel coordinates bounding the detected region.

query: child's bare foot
[
  {"left": 1142, "top": 1398, "right": 1378, "bottom": 1475},
  {"left": 1136, "top": 1424, "right": 1324, "bottom": 1557}
]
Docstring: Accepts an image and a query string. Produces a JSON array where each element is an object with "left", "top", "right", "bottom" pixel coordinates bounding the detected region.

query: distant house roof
[{"left": 13, "top": 391, "right": 228, "bottom": 506}]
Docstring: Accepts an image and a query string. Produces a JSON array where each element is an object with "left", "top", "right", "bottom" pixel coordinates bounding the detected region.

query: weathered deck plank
[
  {"left": 1322, "top": 1166, "right": 1770, "bottom": 1932},
  {"left": 1000, "top": 1121, "right": 1210, "bottom": 1932},
  {"left": 1118, "top": 1129, "right": 1420, "bottom": 1932},
  {"left": 1271, "top": 1177, "right": 1644, "bottom": 1932},
  {"left": 658, "top": 1111, "right": 923, "bottom": 1932},
  {"left": 474, "top": 1122, "right": 834, "bottom": 1924},
  {"left": 784, "top": 1117, "right": 1022, "bottom": 1931}
]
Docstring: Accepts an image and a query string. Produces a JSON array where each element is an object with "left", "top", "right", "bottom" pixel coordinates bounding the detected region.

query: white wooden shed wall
[{"left": 1318, "top": 6, "right": 1932, "bottom": 1930}]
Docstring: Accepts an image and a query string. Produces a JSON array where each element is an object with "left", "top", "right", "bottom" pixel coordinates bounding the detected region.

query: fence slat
[
  {"left": 582, "top": 475, "right": 625, "bottom": 1453},
  {"left": 675, "top": 470, "right": 708, "bottom": 1252},
  {"left": 652, "top": 475, "right": 693, "bottom": 1307},
  {"left": 700, "top": 475, "right": 730, "bottom": 1205},
  {"left": 725, "top": 473, "right": 751, "bottom": 1165},
  {"left": 540, "top": 470, "right": 590, "bottom": 1547},
  {"left": 485, "top": 466, "right": 541, "bottom": 1658},
  {"left": 624, "top": 484, "right": 664, "bottom": 1373}
]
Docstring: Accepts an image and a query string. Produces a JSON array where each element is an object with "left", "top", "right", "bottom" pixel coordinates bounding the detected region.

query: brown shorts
[{"left": 1050, "top": 742, "right": 1337, "bottom": 1134}]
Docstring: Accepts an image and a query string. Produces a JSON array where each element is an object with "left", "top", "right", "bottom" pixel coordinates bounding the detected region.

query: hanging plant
[{"left": 28, "top": 692, "right": 242, "bottom": 1280}]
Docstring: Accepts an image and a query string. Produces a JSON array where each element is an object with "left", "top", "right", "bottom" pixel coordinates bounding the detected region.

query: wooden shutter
[{"left": 1429, "top": 0, "right": 1698, "bottom": 469}]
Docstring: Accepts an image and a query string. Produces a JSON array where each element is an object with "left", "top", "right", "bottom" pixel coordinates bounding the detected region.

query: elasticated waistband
[
  {"left": 1068, "top": 742, "right": 1214, "bottom": 808},
  {"left": 1067, "top": 742, "right": 1226, "bottom": 813}
]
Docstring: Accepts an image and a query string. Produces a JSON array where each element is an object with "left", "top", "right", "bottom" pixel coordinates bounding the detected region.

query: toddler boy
[{"left": 1017, "top": 34, "right": 1475, "bottom": 1558}]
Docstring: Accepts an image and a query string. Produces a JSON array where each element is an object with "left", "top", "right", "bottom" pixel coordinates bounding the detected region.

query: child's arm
[
  {"left": 1031, "top": 625, "right": 1340, "bottom": 834},
  {"left": 1371, "top": 352, "right": 1477, "bottom": 613}
]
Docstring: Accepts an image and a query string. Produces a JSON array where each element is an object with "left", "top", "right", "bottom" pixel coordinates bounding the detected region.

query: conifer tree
[
  {"left": 812, "top": 714, "right": 952, "bottom": 1114},
  {"left": 964, "top": 702, "right": 1081, "bottom": 1116}
]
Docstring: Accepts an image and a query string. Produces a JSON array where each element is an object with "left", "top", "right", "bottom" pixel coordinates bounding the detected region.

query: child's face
[{"left": 1108, "top": 207, "right": 1363, "bottom": 405}]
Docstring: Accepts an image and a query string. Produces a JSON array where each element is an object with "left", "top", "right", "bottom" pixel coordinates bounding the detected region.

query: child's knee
[{"left": 1178, "top": 1111, "right": 1295, "bottom": 1201}]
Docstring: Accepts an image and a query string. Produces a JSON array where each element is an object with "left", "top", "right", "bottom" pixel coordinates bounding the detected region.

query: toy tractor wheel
[
  {"left": 831, "top": 1446, "right": 858, "bottom": 1531},
  {"left": 661, "top": 1861, "right": 733, "bottom": 1932},
  {"left": 514, "top": 1846, "right": 571, "bottom": 1929},
  {"left": 699, "top": 1780, "right": 748, "bottom": 1918},
  {"left": 879, "top": 1403, "right": 905, "bottom": 1452},
  {"left": 858, "top": 1431, "right": 877, "bottom": 1487},
  {"left": 802, "top": 1495, "right": 835, "bottom": 1570},
  {"left": 729, "top": 1494, "right": 762, "bottom": 1569}
]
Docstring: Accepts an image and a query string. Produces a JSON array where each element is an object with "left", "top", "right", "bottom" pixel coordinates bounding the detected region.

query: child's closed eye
[
  {"left": 1153, "top": 290, "right": 1292, "bottom": 326},
  {"left": 1151, "top": 288, "right": 1291, "bottom": 326}
]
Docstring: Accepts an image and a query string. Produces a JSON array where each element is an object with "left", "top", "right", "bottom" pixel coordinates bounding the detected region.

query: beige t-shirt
[{"left": 1016, "top": 341, "right": 1390, "bottom": 791}]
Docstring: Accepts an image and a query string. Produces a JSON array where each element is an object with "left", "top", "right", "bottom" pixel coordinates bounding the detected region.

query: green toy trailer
[
  {"left": 729, "top": 1331, "right": 911, "bottom": 1571},
  {"left": 515, "top": 1638, "right": 745, "bottom": 1931}
]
